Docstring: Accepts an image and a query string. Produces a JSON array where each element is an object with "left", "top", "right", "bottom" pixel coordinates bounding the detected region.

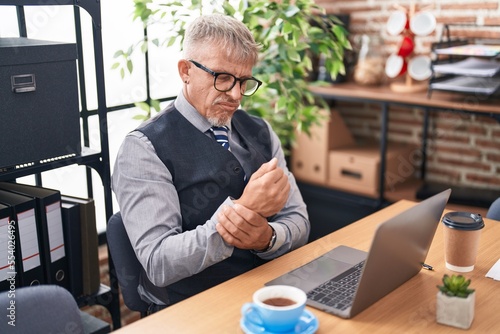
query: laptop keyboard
[{"left": 306, "top": 261, "right": 365, "bottom": 311}]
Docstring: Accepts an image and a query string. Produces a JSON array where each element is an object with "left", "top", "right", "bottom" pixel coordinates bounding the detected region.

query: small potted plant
[{"left": 436, "top": 274, "right": 475, "bottom": 329}]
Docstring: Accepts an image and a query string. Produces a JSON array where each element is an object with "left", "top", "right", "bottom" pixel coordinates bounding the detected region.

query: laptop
[{"left": 265, "top": 189, "right": 451, "bottom": 318}]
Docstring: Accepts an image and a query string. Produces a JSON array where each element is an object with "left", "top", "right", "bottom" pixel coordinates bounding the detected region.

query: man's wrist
[{"left": 258, "top": 225, "right": 276, "bottom": 252}]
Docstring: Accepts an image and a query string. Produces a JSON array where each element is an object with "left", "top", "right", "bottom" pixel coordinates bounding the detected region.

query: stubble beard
[{"left": 207, "top": 99, "right": 239, "bottom": 127}]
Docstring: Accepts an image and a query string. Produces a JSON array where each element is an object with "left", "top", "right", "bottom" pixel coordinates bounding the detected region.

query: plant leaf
[{"left": 135, "top": 102, "right": 150, "bottom": 113}]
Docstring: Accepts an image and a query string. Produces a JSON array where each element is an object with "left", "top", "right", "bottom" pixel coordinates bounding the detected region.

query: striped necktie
[{"left": 210, "top": 126, "right": 230, "bottom": 150}]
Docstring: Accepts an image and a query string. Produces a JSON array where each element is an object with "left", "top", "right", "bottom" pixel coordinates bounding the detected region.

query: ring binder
[
  {"left": 61, "top": 195, "right": 100, "bottom": 296},
  {"left": 0, "top": 204, "right": 19, "bottom": 292},
  {"left": 0, "top": 190, "right": 45, "bottom": 287},
  {"left": 61, "top": 201, "right": 83, "bottom": 298},
  {"left": 0, "top": 182, "right": 69, "bottom": 290}
]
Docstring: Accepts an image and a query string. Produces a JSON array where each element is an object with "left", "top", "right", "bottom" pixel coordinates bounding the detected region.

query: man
[{"left": 112, "top": 14, "right": 310, "bottom": 309}]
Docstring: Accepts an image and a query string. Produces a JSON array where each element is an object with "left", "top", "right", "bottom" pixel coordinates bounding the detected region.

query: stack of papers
[
  {"left": 486, "top": 259, "right": 500, "bottom": 281},
  {"left": 435, "top": 44, "right": 500, "bottom": 57},
  {"left": 430, "top": 76, "right": 500, "bottom": 95},
  {"left": 433, "top": 57, "right": 500, "bottom": 77}
]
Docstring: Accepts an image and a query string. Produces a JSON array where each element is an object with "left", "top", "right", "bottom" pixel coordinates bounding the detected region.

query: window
[{"left": 0, "top": 1, "right": 182, "bottom": 233}]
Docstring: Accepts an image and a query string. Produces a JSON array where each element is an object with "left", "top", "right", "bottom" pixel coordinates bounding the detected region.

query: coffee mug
[
  {"left": 397, "top": 36, "right": 414, "bottom": 58},
  {"left": 408, "top": 55, "right": 432, "bottom": 81},
  {"left": 387, "top": 10, "right": 408, "bottom": 36},
  {"left": 410, "top": 11, "right": 436, "bottom": 36},
  {"left": 385, "top": 54, "right": 407, "bottom": 78},
  {"left": 241, "top": 285, "right": 307, "bottom": 332}
]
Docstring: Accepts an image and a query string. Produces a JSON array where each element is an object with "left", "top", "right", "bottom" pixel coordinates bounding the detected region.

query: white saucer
[{"left": 240, "top": 309, "right": 319, "bottom": 334}]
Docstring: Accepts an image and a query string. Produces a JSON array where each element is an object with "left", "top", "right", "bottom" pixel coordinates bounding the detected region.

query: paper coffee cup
[{"left": 442, "top": 212, "right": 484, "bottom": 272}]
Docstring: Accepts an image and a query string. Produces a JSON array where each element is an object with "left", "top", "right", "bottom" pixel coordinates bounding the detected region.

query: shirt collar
[{"left": 174, "top": 90, "right": 232, "bottom": 133}]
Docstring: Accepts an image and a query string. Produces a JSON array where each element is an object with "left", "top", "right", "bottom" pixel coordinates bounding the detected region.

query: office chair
[
  {"left": 486, "top": 197, "right": 500, "bottom": 221},
  {"left": 0, "top": 284, "right": 83, "bottom": 333},
  {"left": 107, "top": 212, "right": 149, "bottom": 317}
]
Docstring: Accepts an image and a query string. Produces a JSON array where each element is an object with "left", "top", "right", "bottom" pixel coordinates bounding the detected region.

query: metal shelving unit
[{"left": 0, "top": 0, "right": 120, "bottom": 329}]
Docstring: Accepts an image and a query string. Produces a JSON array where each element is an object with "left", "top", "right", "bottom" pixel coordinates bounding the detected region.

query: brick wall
[{"left": 314, "top": 0, "right": 500, "bottom": 191}]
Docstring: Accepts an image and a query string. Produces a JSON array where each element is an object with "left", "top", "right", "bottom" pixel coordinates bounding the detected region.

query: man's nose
[{"left": 226, "top": 82, "right": 243, "bottom": 100}]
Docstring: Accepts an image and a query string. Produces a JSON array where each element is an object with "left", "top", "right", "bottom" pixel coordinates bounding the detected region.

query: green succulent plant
[{"left": 437, "top": 274, "right": 475, "bottom": 298}]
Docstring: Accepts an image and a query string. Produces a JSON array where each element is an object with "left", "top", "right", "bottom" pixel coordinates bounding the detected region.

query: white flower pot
[{"left": 436, "top": 291, "right": 475, "bottom": 329}]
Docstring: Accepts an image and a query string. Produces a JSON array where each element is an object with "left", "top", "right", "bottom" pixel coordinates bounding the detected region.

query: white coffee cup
[
  {"left": 387, "top": 11, "right": 408, "bottom": 36},
  {"left": 408, "top": 55, "right": 432, "bottom": 81},
  {"left": 385, "top": 54, "right": 407, "bottom": 78},
  {"left": 410, "top": 11, "right": 436, "bottom": 36}
]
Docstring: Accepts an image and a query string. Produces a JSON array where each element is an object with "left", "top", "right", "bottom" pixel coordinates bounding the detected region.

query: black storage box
[{"left": 0, "top": 37, "right": 81, "bottom": 171}]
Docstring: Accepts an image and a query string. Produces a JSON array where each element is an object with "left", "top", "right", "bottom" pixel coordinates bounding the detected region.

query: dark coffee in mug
[{"left": 263, "top": 297, "right": 296, "bottom": 307}]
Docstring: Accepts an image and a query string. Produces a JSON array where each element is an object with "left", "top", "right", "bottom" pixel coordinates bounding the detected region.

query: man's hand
[
  {"left": 235, "top": 158, "right": 290, "bottom": 218},
  {"left": 216, "top": 204, "right": 273, "bottom": 250}
]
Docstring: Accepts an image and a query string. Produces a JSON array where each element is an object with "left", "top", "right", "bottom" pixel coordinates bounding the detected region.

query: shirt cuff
[
  {"left": 210, "top": 197, "right": 235, "bottom": 225},
  {"left": 209, "top": 197, "right": 235, "bottom": 251},
  {"left": 252, "top": 222, "right": 284, "bottom": 254}
]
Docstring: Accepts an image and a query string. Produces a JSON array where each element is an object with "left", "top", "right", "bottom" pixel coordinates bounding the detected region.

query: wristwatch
[{"left": 264, "top": 225, "right": 277, "bottom": 252}]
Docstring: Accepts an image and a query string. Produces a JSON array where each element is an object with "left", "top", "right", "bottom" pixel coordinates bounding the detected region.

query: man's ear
[{"left": 178, "top": 59, "right": 190, "bottom": 83}]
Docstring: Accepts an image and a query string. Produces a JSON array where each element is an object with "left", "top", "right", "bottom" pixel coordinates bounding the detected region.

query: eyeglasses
[{"left": 189, "top": 59, "right": 262, "bottom": 97}]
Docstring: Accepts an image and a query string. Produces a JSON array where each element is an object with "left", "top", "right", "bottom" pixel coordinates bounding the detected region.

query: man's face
[{"left": 183, "top": 47, "right": 254, "bottom": 126}]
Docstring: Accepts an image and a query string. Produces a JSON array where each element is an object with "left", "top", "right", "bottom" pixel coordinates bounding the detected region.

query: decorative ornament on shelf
[
  {"left": 385, "top": 2, "right": 436, "bottom": 93},
  {"left": 353, "top": 34, "right": 385, "bottom": 86}
]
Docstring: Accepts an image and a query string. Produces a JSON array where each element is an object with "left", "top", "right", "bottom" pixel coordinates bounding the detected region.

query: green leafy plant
[
  {"left": 437, "top": 274, "right": 475, "bottom": 298},
  {"left": 113, "top": 0, "right": 351, "bottom": 152}
]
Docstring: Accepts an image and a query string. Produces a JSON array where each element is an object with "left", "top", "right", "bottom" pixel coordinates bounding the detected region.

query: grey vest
[{"left": 137, "top": 105, "right": 272, "bottom": 304}]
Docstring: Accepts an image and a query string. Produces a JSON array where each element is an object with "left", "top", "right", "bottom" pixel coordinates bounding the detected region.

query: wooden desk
[{"left": 114, "top": 200, "right": 500, "bottom": 333}]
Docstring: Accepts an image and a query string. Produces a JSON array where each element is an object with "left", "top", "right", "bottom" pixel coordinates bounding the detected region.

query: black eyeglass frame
[{"left": 188, "top": 59, "right": 262, "bottom": 96}]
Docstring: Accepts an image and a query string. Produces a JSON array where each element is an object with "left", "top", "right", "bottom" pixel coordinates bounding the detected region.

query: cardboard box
[
  {"left": 292, "top": 110, "right": 355, "bottom": 184},
  {"left": 327, "top": 144, "right": 416, "bottom": 197}
]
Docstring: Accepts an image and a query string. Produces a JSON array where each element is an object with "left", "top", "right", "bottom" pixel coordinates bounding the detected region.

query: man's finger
[{"left": 249, "top": 157, "right": 278, "bottom": 180}]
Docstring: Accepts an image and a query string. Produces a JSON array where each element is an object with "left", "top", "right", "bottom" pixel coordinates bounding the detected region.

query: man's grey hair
[{"left": 183, "top": 14, "right": 260, "bottom": 65}]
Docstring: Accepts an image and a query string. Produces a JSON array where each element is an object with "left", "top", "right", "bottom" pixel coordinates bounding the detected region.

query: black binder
[
  {"left": 61, "top": 201, "right": 83, "bottom": 297},
  {"left": 0, "top": 203, "right": 21, "bottom": 292},
  {"left": 0, "top": 190, "right": 45, "bottom": 287},
  {"left": 0, "top": 182, "right": 69, "bottom": 289},
  {"left": 61, "top": 195, "right": 100, "bottom": 295}
]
